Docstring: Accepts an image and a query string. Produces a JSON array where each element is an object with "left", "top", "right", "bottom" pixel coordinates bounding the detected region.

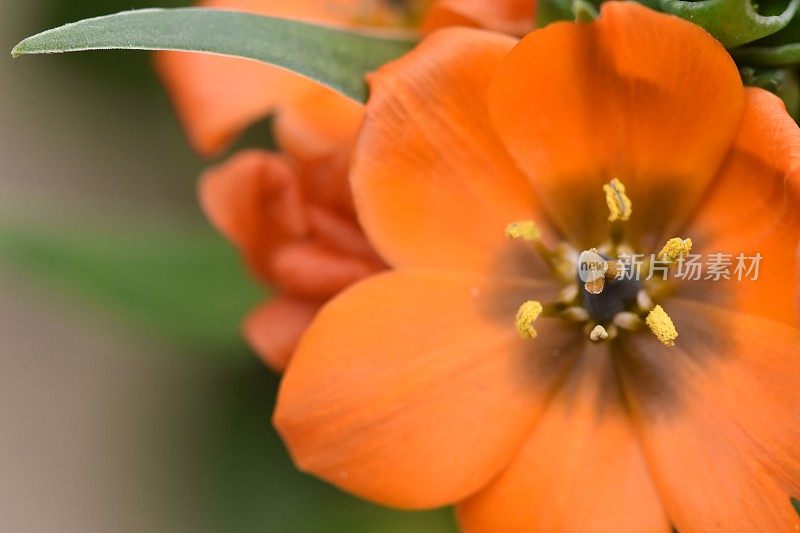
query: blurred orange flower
[
  {"left": 162, "top": 0, "right": 537, "bottom": 369},
  {"left": 274, "top": 3, "right": 800, "bottom": 530},
  {"left": 156, "top": 0, "right": 536, "bottom": 156},
  {"left": 200, "top": 88, "right": 384, "bottom": 370}
]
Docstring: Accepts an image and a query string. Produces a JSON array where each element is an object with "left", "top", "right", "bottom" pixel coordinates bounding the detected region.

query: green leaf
[
  {"left": 11, "top": 8, "right": 416, "bottom": 103},
  {"left": 659, "top": 0, "right": 800, "bottom": 48},
  {"left": 732, "top": 42, "right": 800, "bottom": 65},
  {"left": 730, "top": 9, "right": 800, "bottom": 67},
  {"left": 740, "top": 66, "right": 800, "bottom": 117},
  {"left": 573, "top": 0, "right": 600, "bottom": 22},
  {"left": 0, "top": 224, "right": 265, "bottom": 357},
  {"left": 537, "top": 0, "right": 604, "bottom": 26},
  {"left": 536, "top": 0, "right": 575, "bottom": 27}
]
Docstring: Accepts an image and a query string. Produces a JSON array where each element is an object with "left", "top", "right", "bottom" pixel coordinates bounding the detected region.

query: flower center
[{"left": 508, "top": 179, "right": 689, "bottom": 347}]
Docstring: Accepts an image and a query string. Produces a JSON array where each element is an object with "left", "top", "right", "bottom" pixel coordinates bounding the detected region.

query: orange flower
[
  {"left": 274, "top": 3, "right": 800, "bottom": 530},
  {"left": 200, "top": 88, "right": 384, "bottom": 370},
  {"left": 155, "top": 0, "right": 536, "bottom": 156}
]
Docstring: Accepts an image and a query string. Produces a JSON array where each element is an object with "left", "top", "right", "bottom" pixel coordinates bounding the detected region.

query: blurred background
[{"left": 0, "top": 1, "right": 456, "bottom": 530}]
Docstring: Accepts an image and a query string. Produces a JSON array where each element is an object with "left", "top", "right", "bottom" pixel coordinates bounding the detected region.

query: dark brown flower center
[{"left": 509, "top": 179, "right": 685, "bottom": 347}]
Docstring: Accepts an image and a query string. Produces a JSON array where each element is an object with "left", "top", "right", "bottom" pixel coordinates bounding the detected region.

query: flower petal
[
  {"left": 155, "top": 0, "right": 357, "bottom": 155},
  {"left": 274, "top": 84, "right": 364, "bottom": 165},
  {"left": 424, "top": 0, "right": 535, "bottom": 36},
  {"left": 618, "top": 298, "right": 800, "bottom": 531},
  {"left": 353, "top": 28, "right": 550, "bottom": 273},
  {"left": 244, "top": 296, "right": 320, "bottom": 371},
  {"left": 489, "top": 2, "right": 745, "bottom": 249},
  {"left": 274, "top": 270, "right": 573, "bottom": 508},
  {"left": 269, "top": 239, "right": 381, "bottom": 298},
  {"left": 198, "top": 149, "right": 307, "bottom": 281},
  {"left": 274, "top": 86, "right": 363, "bottom": 213},
  {"left": 306, "top": 205, "right": 384, "bottom": 262},
  {"left": 458, "top": 345, "right": 668, "bottom": 533},
  {"left": 680, "top": 88, "right": 800, "bottom": 325}
]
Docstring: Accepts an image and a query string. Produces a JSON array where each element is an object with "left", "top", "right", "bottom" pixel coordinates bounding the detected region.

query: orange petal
[
  {"left": 424, "top": 0, "right": 535, "bottom": 36},
  {"left": 198, "top": 149, "right": 307, "bottom": 281},
  {"left": 274, "top": 85, "right": 364, "bottom": 213},
  {"left": 244, "top": 296, "right": 320, "bottom": 371},
  {"left": 458, "top": 344, "right": 668, "bottom": 533},
  {"left": 679, "top": 88, "right": 800, "bottom": 325},
  {"left": 154, "top": 0, "right": 360, "bottom": 155},
  {"left": 353, "top": 28, "right": 549, "bottom": 273},
  {"left": 618, "top": 299, "right": 800, "bottom": 531},
  {"left": 307, "top": 205, "right": 383, "bottom": 262},
  {"left": 274, "top": 270, "right": 572, "bottom": 508},
  {"left": 269, "top": 239, "right": 380, "bottom": 298},
  {"left": 489, "top": 2, "right": 745, "bottom": 249},
  {"left": 274, "top": 84, "right": 364, "bottom": 165}
]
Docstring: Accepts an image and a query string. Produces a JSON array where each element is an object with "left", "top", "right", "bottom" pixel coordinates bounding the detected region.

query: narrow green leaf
[
  {"left": 11, "top": 8, "right": 416, "bottom": 103},
  {"left": 659, "top": 0, "right": 799, "bottom": 48},
  {"left": 0, "top": 225, "right": 265, "bottom": 357}
]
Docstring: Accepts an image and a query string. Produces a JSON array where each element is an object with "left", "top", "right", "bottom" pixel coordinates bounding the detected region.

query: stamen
[
  {"left": 636, "top": 290, "right": 654, "bottom": 312},
  {"left": 515, "top": 300, "right": 543, "bottom": 339},
  {"left": 658, "top": 237, "right": 693, "bottom": 263},
  {"left": 579, "top": 248, "right": 608, "bottom": 294},
  {"left": 645, "top": 305, "right": 678, "bottom": 347},
  {"left": 559, "top": 284, "right": 579, "bottom": 303},
  {"left": 505, "top": 221, "right": 541, "bottom": 242},
  {"left": 585, "top": 277, "right": 605, "bottom": 295},
  {"left": 603, "top": 178, "right": 633, "bottom": 222},
  {"left": 506, "top": 221, "right": 576, "bottom": 283},
  {"left": 589, "top": 324, "right": 609, "bottom": 342},
  {"left": 563, "top": 306, "right": 589, "bottom": 322},
  {"left": 613, "top": 311, "right": 642, "bottom": 330},
  {"left": 605, "top": 259, "right": 622, "bottom": 279}
]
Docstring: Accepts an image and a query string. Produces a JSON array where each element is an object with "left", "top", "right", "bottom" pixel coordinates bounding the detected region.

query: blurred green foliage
[
  {"left": 3, "top": 0, "right": 458, "bottom": 528},
  {"left": 0, "top": 224, "right": 263, "bottom": 357}
]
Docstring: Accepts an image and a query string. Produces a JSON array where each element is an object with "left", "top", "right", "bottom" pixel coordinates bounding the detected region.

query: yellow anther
[
  {"left": 589, "top": 325, "right": 609, "bottom": 342},
  {"left": 645, "top": 305, "right": 678, "bottom": 347},
  {"left": 603, "top": 178, "right": 633, "bottom": 222},
  {"left": 515, "top": 300, "right": 543, "bottom": 339},
  {"left": 505, "top": 221, "right": 541, "bottom": 242},
  {"left": 658, "top": 237, "right": 693, "bottom": 263}
]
